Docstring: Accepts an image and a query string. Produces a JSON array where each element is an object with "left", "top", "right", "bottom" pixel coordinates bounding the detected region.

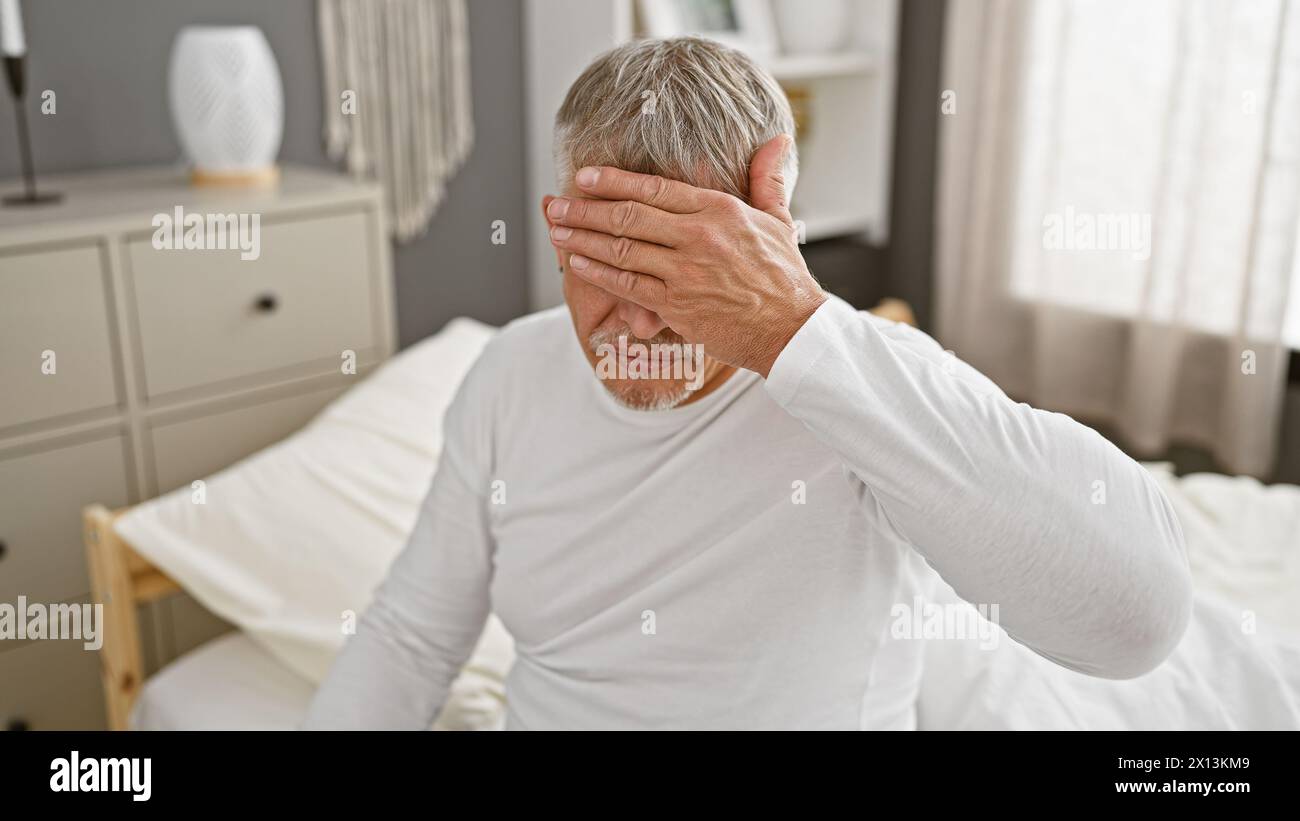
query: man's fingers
[
  {"left": 550, "top": 224, "right": 679, "bottom": 279},
  {"left": 748, "top": 134, "right": 794, "bottom": 225},
  {"left": 548, "top": 197, "right": 683, "bottom": 247},
  {"left": 567, "top": 253, "right": 668, "bottom": 311},
  {"left": 574, "top": 166, "right": 712, "bottom": 214}
]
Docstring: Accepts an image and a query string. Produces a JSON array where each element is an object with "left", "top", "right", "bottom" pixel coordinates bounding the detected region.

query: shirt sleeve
[
  {"left": 302, "top": 362, "right": 496, "bottom": 730},
  {"left": 765, "top": 295, "right": 1192, "bottom": 679}
]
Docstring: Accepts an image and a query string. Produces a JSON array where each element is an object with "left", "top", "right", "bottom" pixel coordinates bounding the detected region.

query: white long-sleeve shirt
[{"left": 303, "top": 295, "right": 1192, "bottom": 730}]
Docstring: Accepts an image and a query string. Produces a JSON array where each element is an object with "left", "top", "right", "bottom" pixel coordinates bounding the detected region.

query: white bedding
[
  {"left": 131, "top": 631, "right": 507, "bottom": 731},
  {"left": 1146, "top": 462, "right": 1300, "bottom": 644},
  {"left": 917, "top": 584, "right": 1300, "bottom": 730},
  {"left": 133, "top": 633, "right": 314, "bottom": 731},
  {"left": 918, "top": 462, "right": 1300, "bottom": 730}
]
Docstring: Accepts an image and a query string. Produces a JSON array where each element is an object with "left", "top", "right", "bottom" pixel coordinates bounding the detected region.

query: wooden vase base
[{"left": 189, "top": 166, "right": 281, "bottom": 189}]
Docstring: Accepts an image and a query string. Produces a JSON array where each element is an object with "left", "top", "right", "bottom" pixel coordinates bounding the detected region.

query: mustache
[{"left": 587, "top": 325, "right": 686, "bottom": 351}]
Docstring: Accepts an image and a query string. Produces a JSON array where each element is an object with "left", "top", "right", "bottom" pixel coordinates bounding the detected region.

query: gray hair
[{"left": 554, "top": 37, "right": 797, "bottom": 203}]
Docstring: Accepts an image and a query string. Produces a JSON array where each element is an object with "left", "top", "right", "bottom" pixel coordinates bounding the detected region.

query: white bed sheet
[
  {"left": 917, "top": 463, "right": 1300, "bottom": 729},
  {"left": 132, "top": 632, "right": 314, "bottom": 731},
  {"left": 1145, "top": 462, "right": 1300, "bottom": 644},
  {"left": 917, "top": 584, "right": 1300, "bottom": 730},
  {"left": 132, "top": 630, "right": 509, "bottom": 731}
]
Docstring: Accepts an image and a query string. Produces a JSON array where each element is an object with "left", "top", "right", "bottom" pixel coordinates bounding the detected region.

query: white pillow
[{"left": 115, "top": 318, "right": 514, "bottom": 729}]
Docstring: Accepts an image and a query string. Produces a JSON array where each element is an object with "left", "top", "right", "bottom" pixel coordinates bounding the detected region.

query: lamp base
[{"left": 2, "top": 191, "right": 62, "bottom": 207}]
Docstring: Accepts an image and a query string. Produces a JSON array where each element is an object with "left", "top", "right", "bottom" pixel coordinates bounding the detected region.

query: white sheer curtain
[{"left": 935, "top": 0, "right": 1300, "bottom": 478}]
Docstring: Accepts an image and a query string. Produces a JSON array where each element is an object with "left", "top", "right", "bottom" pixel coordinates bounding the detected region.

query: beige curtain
[
  {"left": 318, "top": 0, "right": 474, "bottom": 242},
  {"left": 936, "top": 0, "right": 1300, "bottom": 478}
]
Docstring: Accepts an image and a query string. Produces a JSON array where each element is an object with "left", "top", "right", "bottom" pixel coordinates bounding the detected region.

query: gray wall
[{"left": 0, "top": 0, "right": 528, "bottom": 347}]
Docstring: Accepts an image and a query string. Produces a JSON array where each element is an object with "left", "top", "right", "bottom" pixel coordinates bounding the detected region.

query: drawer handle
[
  {"left": 0, "top": 539, "right": 6, "bottom": 560},
  {"left": 254, "top": 293, "right": 279, "bottom": 314}
]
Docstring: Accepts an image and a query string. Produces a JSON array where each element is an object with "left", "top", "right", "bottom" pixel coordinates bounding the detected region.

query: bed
[{"left": 83, "top": 304, "right": 1300, "bottom": 731}]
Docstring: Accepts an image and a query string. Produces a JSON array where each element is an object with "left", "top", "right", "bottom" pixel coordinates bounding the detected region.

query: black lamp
[{"left": 1, "top": 0, "right": 59, "bottom": 206}]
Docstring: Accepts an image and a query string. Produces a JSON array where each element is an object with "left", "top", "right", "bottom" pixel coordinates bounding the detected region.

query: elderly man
[{"left": 305, "top": 37, "right": 1191, "bottom": 730}]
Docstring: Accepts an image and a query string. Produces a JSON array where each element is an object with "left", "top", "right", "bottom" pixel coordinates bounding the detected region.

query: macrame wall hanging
[{"left": 318, "top": 0, "right": 474, "bottom": 242}]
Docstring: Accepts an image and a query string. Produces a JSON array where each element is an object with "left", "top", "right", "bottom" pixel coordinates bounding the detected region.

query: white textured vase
[{"left": 168, "top": 26, "right": 283, "bottom": 178}]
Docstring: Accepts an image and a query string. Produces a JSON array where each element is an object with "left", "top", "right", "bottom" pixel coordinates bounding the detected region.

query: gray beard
[
  {"left": 601, "top": 379, "right": 694, "bottom": 412},
  {"left": 588, "top": 326, "right": 697, "bottom": 412}
]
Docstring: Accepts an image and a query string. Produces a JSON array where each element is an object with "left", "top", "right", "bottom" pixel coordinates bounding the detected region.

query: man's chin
[{"left": 601, "top": 379, "right": 697, "bottom": 412}]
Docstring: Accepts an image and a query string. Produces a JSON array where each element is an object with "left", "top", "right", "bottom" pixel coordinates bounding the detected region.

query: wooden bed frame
[
  {"left": 82, "top": 504, "right": 177, "bottom": 731},
  {"left": 79, "top": 298, "right": 917, "bottom": 731}
]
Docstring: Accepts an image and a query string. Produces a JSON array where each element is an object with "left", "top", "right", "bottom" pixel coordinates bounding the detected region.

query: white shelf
[
  {"left": 793, "top": 209, "right": 875, "bottom": 243},
  {"left": 765, "top": 51, "right": 878, "bottom": 82}
]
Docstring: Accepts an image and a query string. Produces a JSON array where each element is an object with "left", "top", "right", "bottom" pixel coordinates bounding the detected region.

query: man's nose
[{"left": 617, "top": 300, "right": 668, "bottom": 340}]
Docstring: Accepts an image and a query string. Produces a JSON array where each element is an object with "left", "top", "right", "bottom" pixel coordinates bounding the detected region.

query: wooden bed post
[
  {"left": 83, "top": 505, "right": 144, "bottom": 731},
  {"left": 83, "top": 504, "right": 178, "bottom": 730},
  {"left": 869, "top": 298, "right": 918, "bottom": 327}
]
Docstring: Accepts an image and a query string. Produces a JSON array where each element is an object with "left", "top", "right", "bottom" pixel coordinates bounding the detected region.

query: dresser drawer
[
  {"left": 0, "top": 633, "right": 107, "bottom": 730},
  {"left": 0, "top": 436, "right": 131, "bottom": 604},
  {"left": 0, "top": 244, "right": 120, "bottom": 431},
  {"left": 150, "top": 384, "right": 350, "bottom": 493},
  {"left": 128, "top": 209, "right": 378, "bottom": 399}
]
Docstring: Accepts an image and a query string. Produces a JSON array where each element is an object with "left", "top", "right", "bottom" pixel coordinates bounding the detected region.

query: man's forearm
[
  {"left": 301, "top": 589, "right": 472, "bottom": 730},
  {"left": 303, "top": 446, "right": 495, "bottom": 729},
  {"left": 765, "top": 296, "right": 1193, "bottom": 679}
]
